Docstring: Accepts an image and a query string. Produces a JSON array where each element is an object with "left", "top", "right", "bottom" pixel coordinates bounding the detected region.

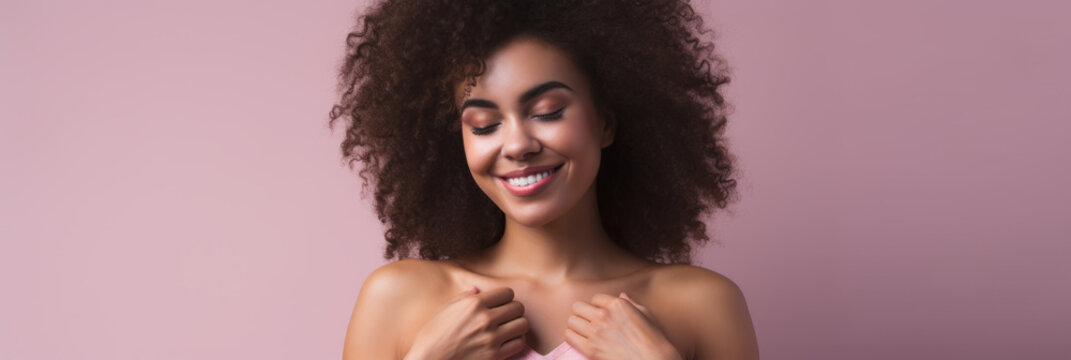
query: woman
[{"left": 331, "top": 0, "right": 758, "bottom": 359}]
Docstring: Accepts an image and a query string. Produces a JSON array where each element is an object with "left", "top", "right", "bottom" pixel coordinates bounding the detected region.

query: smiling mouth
[
  {"left": 497, "top": 163, "right": 564, "bottom": 196},
  {"left": 500, "top": 164, "right": 563, "bottom": 186}
]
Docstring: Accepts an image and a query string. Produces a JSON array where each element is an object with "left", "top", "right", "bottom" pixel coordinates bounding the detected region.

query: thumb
[
  {"left": 455, "top": 285, "right": 479, "bottom": 300},
  {"left": 619, "top": 292, "right": 651, "bottom": 314},
  {"left": 620, "top": 292, "right": 664, "bottom": 329}
]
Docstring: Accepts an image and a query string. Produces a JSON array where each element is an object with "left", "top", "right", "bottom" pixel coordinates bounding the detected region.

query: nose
[{"left": 500, "top": 116, "right": 542, "bottom": 161}]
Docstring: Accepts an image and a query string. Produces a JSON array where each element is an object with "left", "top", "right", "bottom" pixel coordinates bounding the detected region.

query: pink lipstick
[{"left": 497, "top": 163, "right": 564, "bottom": 197}]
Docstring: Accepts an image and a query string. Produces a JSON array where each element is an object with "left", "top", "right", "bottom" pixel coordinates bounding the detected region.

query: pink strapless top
[{"left": 507, "top": 341, "right": 588, "bottom": 360}]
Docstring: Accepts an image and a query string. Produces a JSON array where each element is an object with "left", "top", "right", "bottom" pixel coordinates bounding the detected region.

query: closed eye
[
  {"left": 469, "top": 107, "right": 566, "bottom": 136},
  {"left": 534, "top": 107, "right": 565, "bottom": 120},
  {"left": 471, "top": 123, "right": 499, "bottom": 135}
]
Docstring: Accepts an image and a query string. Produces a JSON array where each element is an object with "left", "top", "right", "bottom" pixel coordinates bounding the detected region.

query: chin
[{"left": 502, "top": 203, "right": 564, "bottom": 228}]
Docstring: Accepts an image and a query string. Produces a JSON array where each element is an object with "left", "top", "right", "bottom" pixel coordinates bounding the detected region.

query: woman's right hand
[{"left": 404, "top": 286, "right": 529, "bottom": 360}]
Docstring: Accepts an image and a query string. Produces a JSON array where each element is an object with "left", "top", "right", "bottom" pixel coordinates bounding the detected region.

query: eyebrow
[{"left": 460, "top": 81, "right": 573, "bottom": 112}]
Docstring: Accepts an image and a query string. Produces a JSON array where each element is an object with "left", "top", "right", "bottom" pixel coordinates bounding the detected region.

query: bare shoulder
[
  {"left": 651, "top": 264, "right": 759, "bottom": 360},
  {"left": 343, "top": 259, "right": 451, "bottom": 360},
  {"left": 650, "top": 263, "right": 745, "bottom": 299},
  {"left": 352, "top": 259, "right": 452, "bottom": 315},
  {"left": 361, "top": 258, "right": 451, "bottom": 298}
]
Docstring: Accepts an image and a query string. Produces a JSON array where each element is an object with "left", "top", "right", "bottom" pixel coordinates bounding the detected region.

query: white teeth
[{"left": 506, "top": 169, "right": 554, "bottom": 187}]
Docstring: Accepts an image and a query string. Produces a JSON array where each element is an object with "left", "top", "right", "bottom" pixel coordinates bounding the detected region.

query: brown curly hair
[{"left": 328, "top": 0, "right": 738, "bottom": 264}]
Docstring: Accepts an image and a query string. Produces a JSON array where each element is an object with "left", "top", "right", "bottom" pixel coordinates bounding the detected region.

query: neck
[{"left": 476, "top": 187, "right": 635, "bottom": 283}]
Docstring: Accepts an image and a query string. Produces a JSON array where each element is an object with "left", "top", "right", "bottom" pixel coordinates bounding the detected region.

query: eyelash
[{"left": 470, "top": 108, "right": 565, "bottom": 135}]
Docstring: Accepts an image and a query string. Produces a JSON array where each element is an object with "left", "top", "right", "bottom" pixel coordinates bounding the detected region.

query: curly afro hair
[{"left": 328, "top": 0, "right": 738, "bottom": 264}]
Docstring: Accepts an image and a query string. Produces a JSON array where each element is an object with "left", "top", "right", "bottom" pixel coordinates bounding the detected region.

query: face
[{"left": 457, "top": 36, "right": 614, "bottom": 228}]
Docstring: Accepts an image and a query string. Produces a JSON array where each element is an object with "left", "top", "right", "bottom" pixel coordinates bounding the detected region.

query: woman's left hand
[{"left": 565, "top": 292, "right": 683, "bottom": 360}]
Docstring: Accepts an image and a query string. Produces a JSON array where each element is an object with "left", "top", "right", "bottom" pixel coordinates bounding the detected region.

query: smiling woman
[{"left": 329, "top": 1, "right": 756, "bottom": 359}]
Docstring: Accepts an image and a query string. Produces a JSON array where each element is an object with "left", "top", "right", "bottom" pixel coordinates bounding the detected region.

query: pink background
[{"left": 2, "top": 0, "right": 1068, "bottom": 359}]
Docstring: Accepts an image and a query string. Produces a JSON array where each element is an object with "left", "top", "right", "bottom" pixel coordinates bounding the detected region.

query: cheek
[
  {"left": 550, "top": 117, "right": 601, "bottom": 154},
  {"left": 542, "top": 122, "right": 602, "bottom": 175},
  {"left": 463, "top": 136, "right": 497, "bottom": 175}
]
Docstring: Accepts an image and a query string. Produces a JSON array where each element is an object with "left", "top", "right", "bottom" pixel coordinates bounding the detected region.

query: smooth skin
[{"left": 343, "top": 35, "right": 759, "bottom": 360}]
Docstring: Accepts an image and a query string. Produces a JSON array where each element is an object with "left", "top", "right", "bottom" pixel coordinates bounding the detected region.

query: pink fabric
[{"left": 507, "top": 341, "right": 588, "bottom": 360}]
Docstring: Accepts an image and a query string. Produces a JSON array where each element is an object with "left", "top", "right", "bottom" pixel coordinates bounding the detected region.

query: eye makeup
[
  {"left": 469, "top": 107, "right": 566, "bottom": 136},
  {"left": 471, "top": 124, "right": 498, "bottom": 135},
  {"left": 534, "top": 107, "right": 565, "bottom": 120}
]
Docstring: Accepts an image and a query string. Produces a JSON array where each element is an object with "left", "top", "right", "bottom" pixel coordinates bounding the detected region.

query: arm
[
  {"left": 675, "top": 266, "right": 760, "bottom": 360},
  {"left": 342, "top": 259, "right": 439, "bottom": 360},
  {"left": 343, "top": 260, "right": 528, "bottom": 360}
]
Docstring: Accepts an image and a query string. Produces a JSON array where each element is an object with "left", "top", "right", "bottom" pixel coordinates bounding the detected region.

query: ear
[{"left": 599, "top": 108, "right": 616, "bottom": 149}]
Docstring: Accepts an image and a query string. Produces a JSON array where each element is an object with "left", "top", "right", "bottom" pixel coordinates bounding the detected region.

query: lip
[
  {"left": 497, "top": 163, "right": 564, "bottom": 197},
  {"left": 496, "top": 163, "right": 565, "bottom": 178}
]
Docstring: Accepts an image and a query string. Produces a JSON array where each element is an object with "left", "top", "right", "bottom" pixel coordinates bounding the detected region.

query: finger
[
  {"left": 486, "top": 300, "right": 525, "bottom": 325},
  {"left": 566, "top": 314, "right": 594, "bottom": 337},
  {"left": 448, "top": 286, "right": 480, "bottom": 307},
  {"left": 619, "top": 292, "right": 653, "bottom": 317},
  {"left": 590, "top": 293, "right": 619, "bottom": 308},
  {"left": 593, "top": 294, "right": 647, "bottom": 323},
  {"left": 596, "top": 292, "right": 641, "bottom": 313},
  {"left": 453, "top": 285, "right": 479, "bottom": 300},
  {"left": 571, "top": 300, "right": 606, "bottom": 322},
  {"left": 619, "top": 292, "right": 643, "bottom": 310},
  {"left": 476, "top": 287, "right": 515, "bottom": 307},
  {"left": 495, "top": 316, "right": 529, "bottom": 343},
  {"left": 563, "top": 327, "right": 590, "bottom": 356},
  {"left": 497, "top": 335, "right": 526, "bottom": 359}
]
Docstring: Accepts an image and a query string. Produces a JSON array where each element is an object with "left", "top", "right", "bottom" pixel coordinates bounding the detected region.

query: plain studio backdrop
[{"left": 1, "top": 0, "right": 1068, "bottom": 359}]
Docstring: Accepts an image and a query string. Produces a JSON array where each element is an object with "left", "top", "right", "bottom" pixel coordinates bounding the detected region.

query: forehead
[{"left": 458, "top": 36, "right": 588, "bottom": 104}]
